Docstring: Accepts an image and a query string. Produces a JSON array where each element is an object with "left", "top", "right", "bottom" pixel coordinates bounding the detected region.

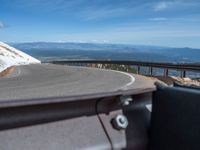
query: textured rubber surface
[{"left": 149, "top": 85, "right": 200, "bottom": 150}]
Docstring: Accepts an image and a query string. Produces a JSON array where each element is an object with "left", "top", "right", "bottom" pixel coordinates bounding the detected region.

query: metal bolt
[
  {"left": 112, "top": 114, "right": 128, "bottom": 130},
  {"left": 120, "top": 95, "right": 133, "bottom": 106}
]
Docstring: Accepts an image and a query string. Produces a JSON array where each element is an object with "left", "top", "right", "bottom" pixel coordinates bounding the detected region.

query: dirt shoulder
[{"left": 0, "top": 66, "right": 15, "bottom": 77}]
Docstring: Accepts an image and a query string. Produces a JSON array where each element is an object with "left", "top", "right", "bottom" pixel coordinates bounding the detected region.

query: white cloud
[
  {"left": 154, "top": 2, "right": 168, "bottom": 11},
  {"left": 0, "top": 21, "right": 5, "bottom": 28},
  {"left": 149, "top": 17, "right": 168, "bottom": 21},
  {"left": 91, "top": 39, "right": 109, "bottom": 43},
  {"left": 83, "top": 7, "right": 130, "bottom": 21}
]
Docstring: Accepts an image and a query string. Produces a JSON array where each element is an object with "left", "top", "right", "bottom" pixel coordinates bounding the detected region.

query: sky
[{"left": 0, "top": 0, "right": 200, "bottom": 48}]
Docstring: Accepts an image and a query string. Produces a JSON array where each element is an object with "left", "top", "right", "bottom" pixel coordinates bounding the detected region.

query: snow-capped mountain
[{"left": 0, "top": 42, "right": 40, "bottom": 73}]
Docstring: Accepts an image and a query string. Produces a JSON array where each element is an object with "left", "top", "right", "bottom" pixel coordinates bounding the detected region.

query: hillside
[{"left": 0, "top": 42, "right": 41, "bottom": 73}]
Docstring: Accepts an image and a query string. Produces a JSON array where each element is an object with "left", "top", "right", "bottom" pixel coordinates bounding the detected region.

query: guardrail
[{"left": 50, "top": 60, "right": 200, "bottom": 78}]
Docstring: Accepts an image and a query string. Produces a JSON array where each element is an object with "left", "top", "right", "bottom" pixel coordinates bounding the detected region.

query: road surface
[{"left": 0, "top": 64, "right": 155, "bottom": 107}]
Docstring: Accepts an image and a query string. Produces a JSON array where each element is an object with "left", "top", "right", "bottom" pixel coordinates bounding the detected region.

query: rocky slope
[{"left": 0, "top": 42, "right": 40, "bottom": 73}]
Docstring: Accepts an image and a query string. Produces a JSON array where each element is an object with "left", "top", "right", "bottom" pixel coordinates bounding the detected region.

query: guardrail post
[
  {"left": 137, "top": 66, "right": 140, "bottom": 74},
  {"left": 181, "top": 70, "right": 186, "bottom": 78},
  {"left": 164, "top": 69, "right": 168, "bottom": 77},
  {"left": 149, "top": 67, "right": 153, "bottom": 76}
]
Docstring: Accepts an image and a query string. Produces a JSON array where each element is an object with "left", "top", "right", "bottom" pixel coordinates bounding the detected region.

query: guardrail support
[
  {"left": 126, "top": 66, "right": 129, "bottom": 72},
  {"left": 149, "top": 67, "right": 153, "bottom": 76},
  {"left": 164, "top": 69, "right": 169, "bottom": 77},
  {"left": 181, "top": 70, "right": 186, "bottom": 78},
  {"left": 137, "top": 66, "right": 140, "bottom": 74}
]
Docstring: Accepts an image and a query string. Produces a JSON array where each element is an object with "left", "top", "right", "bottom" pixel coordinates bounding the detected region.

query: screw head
[{"left": 112, "top": 114, "right": 128, "bottom": 130}]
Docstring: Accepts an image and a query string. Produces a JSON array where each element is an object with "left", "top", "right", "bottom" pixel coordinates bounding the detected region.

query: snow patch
[{"left": 0, "top": 42, "right": 40, "bottom": 72}]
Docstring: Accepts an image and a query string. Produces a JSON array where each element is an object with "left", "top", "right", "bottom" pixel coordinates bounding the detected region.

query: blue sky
[{"left": 0, "top": 0, "right": 200, "bottom": 48}]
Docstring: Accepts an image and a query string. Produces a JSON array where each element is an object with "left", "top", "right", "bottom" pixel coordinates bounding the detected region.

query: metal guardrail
[{"left": 51, "top": 60, "right": 200, "bottom": 78}]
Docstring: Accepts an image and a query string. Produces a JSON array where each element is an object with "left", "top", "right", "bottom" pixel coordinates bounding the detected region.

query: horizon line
[{"left": 1, "top": 41, "right": 200, "bottom": 49}]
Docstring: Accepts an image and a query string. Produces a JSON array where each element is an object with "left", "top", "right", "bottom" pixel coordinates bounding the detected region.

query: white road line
[
  {"left": 108, "top": 69, "right": 135, "bottom": 89},
  {"left": 80, "top": 66, "right": 135, "bottom": 89},
  {"left": 55, "top": 65, "right": 135, "bottom": 89}
]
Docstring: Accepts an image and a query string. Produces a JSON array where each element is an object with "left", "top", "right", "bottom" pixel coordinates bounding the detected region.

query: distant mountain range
[{"left": 9, "top": 42, "right": 200, "bottom": 63}]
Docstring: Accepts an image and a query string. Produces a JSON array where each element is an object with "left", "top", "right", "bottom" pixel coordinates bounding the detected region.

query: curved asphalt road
[{"left": 0, "top": 64, "right": 155, "bottom": 106}]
